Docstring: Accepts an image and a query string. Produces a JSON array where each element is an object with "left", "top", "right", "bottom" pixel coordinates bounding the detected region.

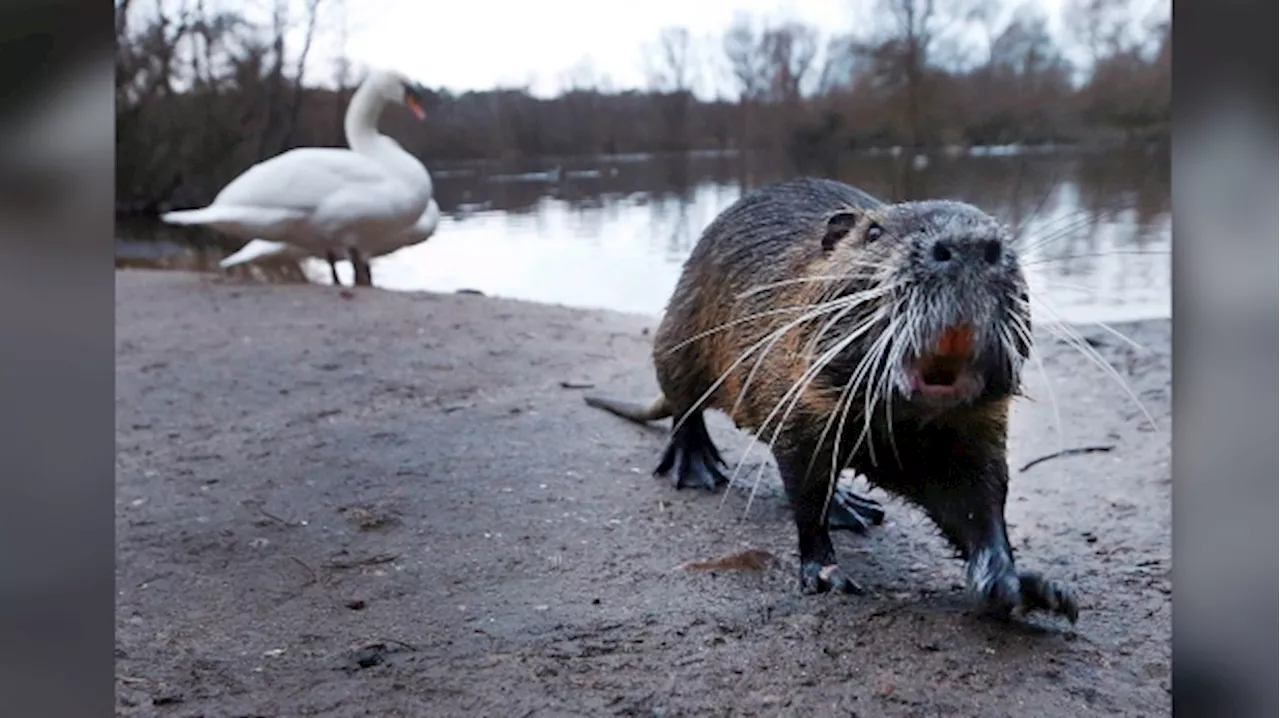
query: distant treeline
[{"left": 115, "top": 0, "right": 1169, "bottom": 214}]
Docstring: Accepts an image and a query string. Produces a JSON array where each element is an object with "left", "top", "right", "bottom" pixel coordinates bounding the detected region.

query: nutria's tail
[{"left": 583, "top": 394, "right": 673, "bottom": 424}]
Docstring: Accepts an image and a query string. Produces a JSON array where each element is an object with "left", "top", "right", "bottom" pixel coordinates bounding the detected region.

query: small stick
[
  {"left": 1019, "top": 445, "right": 1116, "bottom": 473},
  {"left": 258, "top": 506, "right": 300, "bottom": 527},
  {"left": 289, "top": 556, "right": 319, "bottom": 585},
  {"left": 323, "top": 553, "right": 399, "bottom": 570},
  {"left": 368, "top": 638, "right": 418, "bottom": 652}
]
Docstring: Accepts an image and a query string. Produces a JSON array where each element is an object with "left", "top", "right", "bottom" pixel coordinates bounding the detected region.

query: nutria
[{"left": 584, "top": 177, "right": 1077, "bottom": 623}]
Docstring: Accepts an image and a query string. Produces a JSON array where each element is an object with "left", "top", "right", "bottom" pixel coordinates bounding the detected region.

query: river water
[{"left": 117, "top": 146, "right": 1170, "bottom": 325}]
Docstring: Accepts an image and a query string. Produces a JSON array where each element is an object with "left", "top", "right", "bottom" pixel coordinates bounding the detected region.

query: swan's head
[{"left": 367, "top": 69, "right": 430, "bottom": 121}]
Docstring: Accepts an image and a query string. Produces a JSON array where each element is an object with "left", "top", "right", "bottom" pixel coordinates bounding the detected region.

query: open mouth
[{"left": 905, "top": 325, "right": 983, "bottom": 403}]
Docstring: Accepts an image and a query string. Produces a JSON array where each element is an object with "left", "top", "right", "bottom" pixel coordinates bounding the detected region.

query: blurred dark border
[
  {"left": 0, "top": 1, "right": 115, "bottom": 717},
  {"left": 0, "top": 0, "right": 104, "bottom": 129},
  {"left": 1172, "top": 0, "right": 1278, "bottom": 716},
  {"left": 1, "top": 0, "right": 1277, "bottom": 715}
]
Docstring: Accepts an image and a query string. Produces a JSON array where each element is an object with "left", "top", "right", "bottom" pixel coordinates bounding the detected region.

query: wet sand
[{"left": 115, "top": 269, "right": 1171, "bottom": 717}]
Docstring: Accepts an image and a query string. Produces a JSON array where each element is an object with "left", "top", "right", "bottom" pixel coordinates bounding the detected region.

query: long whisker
[
  {"left": 817, "top": 319, "right": 896, "bottom": 525},
  {"left": 1017, "top": 211, "right": 1107, "bottom": 255},
  {"left": 1009, "top": 161, "right": 1064, "bottom": 240},
  {"left": 823, "top": 303, "right": 903, "bottom": 512},
  {"left": 1014, "top": 208, "right": 1099, "bottom": 250},
  {"left": 1030, "top": 277, "right": 1109, "bottom": 295},
  {"left": 1031, "top": 295, "right": 1160, "bottom": 432},
  {"left": 728, "top": 284, "right": 898, "bottom": 427},
  {"left": 735, "top": 305, "right": 889, "bottom": 519},
  {"left": 803, "top": 309, "right": 890, "bottom": 484},
  {"left": 662, "top": 294, "right": 853, "bottom": 354},
  {"left": 882, "top": 301, "right": 915, "bottom": 470},
  {"left": 1009, "top": 313, "right": 1064, "bottom": 455},
  {"left": 667, "top": 296, "right": 874, "bottom": 436},
  {"left": 1023, "top": 276, "right": 1154, "bottom": 354},
  {"left": 1022, "top": 249, "right": 1169, "bottom": 266},
  {"left": 734, "top": 268, "right": 892, "bottom": 300}
]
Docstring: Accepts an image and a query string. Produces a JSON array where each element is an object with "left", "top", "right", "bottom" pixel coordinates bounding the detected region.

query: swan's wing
[
  {"left": 211, "top": 148, "right": 395, "bottom": 212},
  {"left": 365, "top": 199, "right": 442, "bottom": 256},
  {"left": 411, "top": 198, "right": 441, "bottom": 240},
  {"left": 219, "top": 239, "right": 307, "bottom": 268}
]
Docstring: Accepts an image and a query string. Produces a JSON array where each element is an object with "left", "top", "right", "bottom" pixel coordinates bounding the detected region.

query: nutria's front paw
[
  {"left": 1016, "top": 571, "right": 1079, "bottom": 624},
  {"left": 799, "top": 562, "right": 863, "bottom": 595},
  {"left": 971, "top": 564, "right": 1078, "bottom": 624}
]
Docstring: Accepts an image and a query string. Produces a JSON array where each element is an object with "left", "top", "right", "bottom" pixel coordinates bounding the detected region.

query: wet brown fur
[{"left": 587, "top": 177, "right": 1077, "bottom": 622}]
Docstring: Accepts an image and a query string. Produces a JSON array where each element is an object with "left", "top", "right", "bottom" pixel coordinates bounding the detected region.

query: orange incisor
[{"left": 935, "top": 325, "right": 974, "bottom": 357}]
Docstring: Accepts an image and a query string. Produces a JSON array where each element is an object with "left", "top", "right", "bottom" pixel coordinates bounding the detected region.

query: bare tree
[
  {"left": 280, "top": 0, "right": 324, "bottom": 149},
  {"left": 560, "top": 56, "right": 600, "bottom": 94},
  {"left": 645, "top": 27, "right": 698, "bottom": 150},
  {"left": 646, "top": 27, "right": 696, "bottom": 94},
  {"left": 815, "top": 34, "right": 859, "bottom": 93},
  {"left": 559, "top": 57, "right": 604, "bottom": 154},
  {"left": 255, "top": 0, "right": 289, "bottom": 157},
  {"left": 112, "top": 0, "right": 1170, "bottom": 213},
  {"left": 1062, "top": 0, "right": 1135, "bottom": 68},
  {"left": 885, "top": 0, "right": 935, "bottom": 148},
  {"left": 759, "top": 22, "right": 819, "bottom": 104},
  {"left": 964, "top": 0, "right": 1008, "bottom": 66},
  {"left": 722, "top": 14, "right": 767, "bottom": 101}
]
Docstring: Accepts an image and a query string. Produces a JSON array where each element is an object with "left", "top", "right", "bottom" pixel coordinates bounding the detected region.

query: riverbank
[{"left": 115, "top": 269, "right": 1171, "bottom": 716}]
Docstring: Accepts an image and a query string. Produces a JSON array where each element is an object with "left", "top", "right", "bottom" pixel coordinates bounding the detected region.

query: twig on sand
[
  {"left": 1019, "top": 445, "right": 1117, "bottom": 473},
  {"left": 367, "top": 638, "right": 418, "bottom": 652},
  {"left": 243, "top": 499, "right": 304, "bottom": 527},
  {"left": 289, "top": 556, "right": 319, "bottom": 585},
  {"left": 323, "top": 553, "right": 400, "bottom": 571}
]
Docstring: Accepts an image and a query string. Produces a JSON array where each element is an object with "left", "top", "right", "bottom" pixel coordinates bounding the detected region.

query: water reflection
[{"left": 119, "top": 148, "right": 1171, "bottom": 324}]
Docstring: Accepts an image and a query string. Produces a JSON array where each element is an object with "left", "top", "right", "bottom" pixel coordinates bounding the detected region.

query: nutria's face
[{"left": 817, "top": 200, "right": 1031, "bottom": 412}]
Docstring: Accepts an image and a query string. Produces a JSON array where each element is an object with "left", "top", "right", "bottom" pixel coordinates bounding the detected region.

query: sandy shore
[{"left": 115, "top": 269, "right": 1171, "bottom": 717}]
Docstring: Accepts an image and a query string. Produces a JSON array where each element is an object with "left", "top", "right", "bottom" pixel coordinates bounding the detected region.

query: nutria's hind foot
[
  {"left": 827, "top": 486, "right": 885, "bottom": 534},
  {"left": 800, "top": 561, "right": 864, "bottom": 595},
  {"left": 654, "top": 412, "right": 728, "bottom": 491}
]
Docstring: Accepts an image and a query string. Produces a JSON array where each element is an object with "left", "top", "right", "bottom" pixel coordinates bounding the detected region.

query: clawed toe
[
  {"left": 654, "top": 414, "right": 729, "bottom": 492},
  {"left": 659, "top": 450, "right": 727, "bottom": 490},
  {"left": 975, "top": 569, "right": 1079, "bottom": 624},
  {"left": 800, "top": 561, "right": 863, "bottom": 595},
  {"left": 1018, "top": 571, "right": 1079, "bottom": 624}
]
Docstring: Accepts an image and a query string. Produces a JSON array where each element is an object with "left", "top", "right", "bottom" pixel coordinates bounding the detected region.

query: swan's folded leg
[
  {"left": 325, "top": 249, "right": 342, "bottom": 286},
  {"left": 349, "top": 247, "right": 372, "bottom": 287}
]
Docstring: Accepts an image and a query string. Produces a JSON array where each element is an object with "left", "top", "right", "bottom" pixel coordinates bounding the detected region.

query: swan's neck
[
  {"left": 343, "top": 82, "right": 432, "bottom": 197},
  {"left": 343, "top": 82, "right": 387, "bottom": 154}
]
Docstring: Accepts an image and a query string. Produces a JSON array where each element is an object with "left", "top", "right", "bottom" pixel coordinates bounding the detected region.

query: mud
[{"left": 115, "top": 270, "right": 1171, "bottom": 717}]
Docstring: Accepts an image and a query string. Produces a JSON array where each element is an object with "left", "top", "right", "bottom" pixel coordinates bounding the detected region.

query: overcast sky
[
  {"left": 135, "top": 0, "right": 1167, "bottom": 98},
  {"left": 341, "top": 0, "right": 889, "bottom": 97}
]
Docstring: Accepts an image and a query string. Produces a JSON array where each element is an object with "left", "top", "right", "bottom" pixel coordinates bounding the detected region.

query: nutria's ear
[{"left": 821, "top": 211, "right": 860, "bottom": 252}]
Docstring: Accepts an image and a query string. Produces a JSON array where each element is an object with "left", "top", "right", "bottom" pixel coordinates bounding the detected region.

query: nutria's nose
[{"left": 930, "top": 238, "right": 1004, "bottom": 267}]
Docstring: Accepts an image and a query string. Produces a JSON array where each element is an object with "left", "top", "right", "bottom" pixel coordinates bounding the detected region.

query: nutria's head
[{"left": 810, "top": 199, "right": 1031, "bottom": 413}]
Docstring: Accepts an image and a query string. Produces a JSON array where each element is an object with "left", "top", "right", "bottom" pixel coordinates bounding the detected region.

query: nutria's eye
[
  {"left": 866, "top": 224, "right": 884, "bottom": 243},
  {"left": 983, "top": 240, "right": 1002, "bottom": 264}
]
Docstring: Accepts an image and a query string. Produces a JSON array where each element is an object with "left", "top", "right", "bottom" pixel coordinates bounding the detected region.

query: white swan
[
  {"left": 218, "top": 197, "right": 442, "bottom": 284},
  {"left": 162, "top": 68, "right": 434, "bottom": 287}
]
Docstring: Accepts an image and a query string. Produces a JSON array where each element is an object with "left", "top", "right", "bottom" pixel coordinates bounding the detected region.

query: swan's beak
[
  {"left": 404, "top": 83, "right": 429, "bottom": 121},
  {"left": 405, "top": 96, "right": 426, "bottom": 121}
]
